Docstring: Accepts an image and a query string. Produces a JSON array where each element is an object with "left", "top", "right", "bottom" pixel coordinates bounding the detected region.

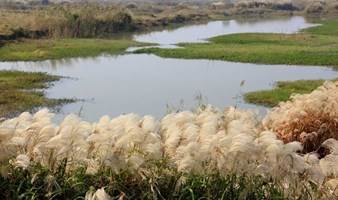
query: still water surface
[{"left": 0, "top": 16, "right": 337, "bottom": 121}]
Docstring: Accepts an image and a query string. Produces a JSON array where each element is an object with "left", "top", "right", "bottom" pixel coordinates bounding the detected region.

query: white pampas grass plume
[
  {"left": 321, "top": 139, "right": 338, "bottom": 155},
  {"left": 12, "top": 154, "right": 30, "bottom": 169},
  {"left": 320, "top": 154, "right": 338, "bottom": 176},
  {"left": 263, "top": 81, "right": 338, "bottom": 153},
  {"left": 85, "top": 187, "right": 111, "bottom": 200}
]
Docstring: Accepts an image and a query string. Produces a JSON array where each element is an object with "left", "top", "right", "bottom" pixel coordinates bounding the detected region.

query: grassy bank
[
  {"left": 244, "top": 79, "right": 335, "bottom": 107},
  {"left": 136, "top": 19, "right": 338, "bottom": 70},
  {"left": 0, "top": 70, "right": 71, "bottom": 118},
  {"left": 0, "top": 39, "right": 140, "bottom": 61}
]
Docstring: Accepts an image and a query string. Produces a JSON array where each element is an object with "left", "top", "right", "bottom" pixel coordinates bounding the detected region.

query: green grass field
[
  {"left": 136, "top": 20, "right": 338, "bottom": 70},
  {"left": 0, "top": 39, "right": 141, "bottom": 61},
  {"left": 0, "top": 71, "right": 72, "bottom": 117}
]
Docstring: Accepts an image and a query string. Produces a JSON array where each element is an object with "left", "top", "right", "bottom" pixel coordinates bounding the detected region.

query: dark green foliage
[
  {"left": 0, "top": 161, "right": 327, "bottom": 200},
  {"left": 0, "top": 163, "right": 284, "bottom": 200}
]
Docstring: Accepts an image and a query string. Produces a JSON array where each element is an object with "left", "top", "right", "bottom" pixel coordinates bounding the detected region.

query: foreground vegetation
[
  {"left": 137, "top": 20, "right": 338, "bottom": 69},
  {"left": 244, "top": 79, "right": 333, "bottom": 107},
  {"left": 0, "top": 71, "right": 71, "bottom": 118},
  {"left": 0, "top": 38, "right": 140, "bottom": 61},
  {"left": 0, "top": 81, "right": 337, "bottom": 199},
  {"left": 0, "top": 165, "right": 289, "bottom": 199}
]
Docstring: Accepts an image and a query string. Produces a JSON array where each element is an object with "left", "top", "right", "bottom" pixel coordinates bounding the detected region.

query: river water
[{"left": 0, "top": 16, "right": 337, "bottom": 121}]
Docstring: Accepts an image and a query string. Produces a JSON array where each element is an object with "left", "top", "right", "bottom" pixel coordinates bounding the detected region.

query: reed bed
[
  {"left": 0, "top": 3, "right": 210, "bottom": 40},
  {"left": 0, "top": 81, "right": 337, "bottom": 199}
]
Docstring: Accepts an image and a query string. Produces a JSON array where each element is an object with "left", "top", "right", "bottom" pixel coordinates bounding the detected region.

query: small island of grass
[
  {"left": 244, "top": 79, "right": 337, "bottom": 107},
  {"left": 0, "top": 70, "right": 73, "bottom": 118},
  {"left": 0, "top": 39, "right": 142, "bottom": 62}
]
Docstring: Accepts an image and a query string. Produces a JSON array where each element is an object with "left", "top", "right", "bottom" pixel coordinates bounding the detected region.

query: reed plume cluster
[
  {"left": 263, "top": 81, "right": 338, "bottom": 153},
  {"left": 0, "top": 81, "right": 337, "bottom": 199}
]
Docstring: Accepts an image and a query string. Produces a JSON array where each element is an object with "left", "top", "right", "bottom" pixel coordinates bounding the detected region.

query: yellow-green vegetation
[
  {"left": 137, "top": 19, "right": 338, "bottom": 70},
  {"left": 305, "top": 20, "right": 338, "bottom": 35},
  {"left": 244, "top": 79, "right": 336, "bottom": 107},
  {"left": 0, "top": 39, "right": 139, "bottom": 61},
  {"left": 0, "top": 70, "right": 71, "bottom": 117}
]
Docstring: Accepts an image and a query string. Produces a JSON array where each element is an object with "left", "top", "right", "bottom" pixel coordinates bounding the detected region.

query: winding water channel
[{"left": 1, "top": 16, "right": 337, "bottom": 121}]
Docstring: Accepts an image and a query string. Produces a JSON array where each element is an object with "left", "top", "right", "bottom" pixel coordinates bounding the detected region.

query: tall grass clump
[
  {"left": 49, "top": 6, "right": 134, "bottom": 38},
  {"left": 0, "top": 81, "right": 338, "bottom": 198},
  {"left": 0, "top": 5, "right": 134, "bottom": 39}
]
